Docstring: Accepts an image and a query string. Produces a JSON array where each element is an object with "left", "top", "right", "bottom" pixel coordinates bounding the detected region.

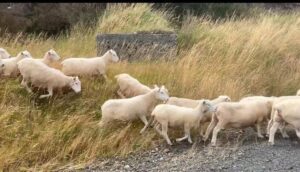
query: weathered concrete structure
[{"left": 96, "top": 32, "right": 177, "bottom": 61}]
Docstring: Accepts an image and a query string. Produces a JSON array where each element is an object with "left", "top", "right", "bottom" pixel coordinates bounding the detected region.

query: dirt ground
[{"left": 67, "top": 128, "right": 300, "bottom": 172}]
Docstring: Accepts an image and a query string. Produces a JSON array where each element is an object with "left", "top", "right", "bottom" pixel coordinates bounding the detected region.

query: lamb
[
  {"left": 36, "top": 49, "right": 60, "bottom": 66},
  {"left": 146, "top": 100, "right": 214, "bottom": 145},
  {"left": 61, "top": 49, "right": 119, "bottom": 80},
  {"left": 166, "top": 95, "right": 231, "bottom": 136},
  {"left": 17, "top": 58, "right": 81, "bottom": 99},
  {"left": 1, "top": 50, "right": 32, "bottom": 77},
  {"left": 114, "top": 73, "right": 151, "bottom": 98},
  {"left": 268, "top": 99, "right": 300, "bottom": 145},
  {"left": 99, "top": 85, "right": 169, "bottom": 133},
  {"left": 0, "top": 48, "right": 11, "bottom": 59},
  {"left": 203, "top": 100, "right": 273, "bottom": 146}
]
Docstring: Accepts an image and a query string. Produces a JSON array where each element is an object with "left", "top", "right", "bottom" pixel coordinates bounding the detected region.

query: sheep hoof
[
  {"left": 211, "top": 142, "right": 216, "bottom": 147},
  {"left": 257, "top": 135, "right": 265, "bottom": 139}
]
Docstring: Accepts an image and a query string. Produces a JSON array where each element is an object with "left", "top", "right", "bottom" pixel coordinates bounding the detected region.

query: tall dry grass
[{"left": 1, "top": 3, "right": 300, "bottom": 171}]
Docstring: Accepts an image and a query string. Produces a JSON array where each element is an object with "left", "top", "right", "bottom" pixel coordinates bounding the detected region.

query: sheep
[
  {"left": 61, "top": 49, "right": 119, "bottom": 80},
  {"left": 266, "top": 96, "right": 300, "bottom": 138},
  {"left": 166, "top": 95, "right": 231, "bottom": 108},
  {"left": 99, "top": 85, "right": 169, "bottom": 133},
  {"left": 1, "top": 50, "right": 32, "bottom": 77},
  {"left": 17, "top": 58, "right": 81, "bottom": 99},
  {"left": 203, "top": 100, "right": 273, "bottom": 146},
  {"left": 268, "top": 99, "right": 300, "bottom": 145},
  {"left": 166, "top": 95, "right": 231, "bottom": 136},
  {"left": 36, "top": 49, "right": 60, "bottom": 66},
  {"left": 0, "top": 48, "right": 11, "bottom": 59},
  {"left": 114, "top": 73, "right": 151, "bottom": 98},
  {"left": 147, "top": 100, "right": 214, "bottom": 145}
]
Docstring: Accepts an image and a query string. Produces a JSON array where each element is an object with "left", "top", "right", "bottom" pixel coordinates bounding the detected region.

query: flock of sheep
[{"left": 1, "top": 47, "right": 300, "bottom": 147}]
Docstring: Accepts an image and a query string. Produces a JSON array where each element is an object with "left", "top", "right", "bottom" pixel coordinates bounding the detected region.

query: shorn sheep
[
  {"left": 17, "top": 58, "right": 81, "bottom": 99},
  {"left": 1, "top": 50, "right": 32, "bottom": 77},
  {"left": 0, "top": 48, "right": 11, "bottom": 59},
  {"left": 61, "top": 49, "right": 119, "bottom": 79},
  {"left": 99, "top": 85, "right": 169, "bottom": 133},
  {"left": 166, "top": 95, "right": 231, "bottom": 136},
  {"left": 147, "top": 100, "right": 214, "bottom": 145},
  {"left": 114, "top": 73, "right": 151, "bottom": 98},
  {"left": 204, "top": 100, "right": 273, "bottom": 146},
  {"left": 268, "top": 99, "right": 300, "bottom": 145}
]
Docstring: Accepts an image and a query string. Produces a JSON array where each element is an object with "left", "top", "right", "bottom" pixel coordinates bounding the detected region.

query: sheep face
[
  {"left": 199, "top": 100, "right": 215, "bottom": 114},
  {"left": 0, "top": 48, "right": 10, "bottom": 59},
  {"left": 154, "top": 85, "right": 169, "bottom": 102},
  {"left": 46, "top": 49, "right": 60, "bottom": 61},
  {"left": 0, "top": 61, "right": 4, "bottom": 73},
  {"left": 69, "top": 76, "right": 81, "bottom": 93},
  {"left": 18, "top": 50, "right": 32, "bottom": 59},
  {"left": 108, "top": 49, "right": 119, "bottom": 62}
]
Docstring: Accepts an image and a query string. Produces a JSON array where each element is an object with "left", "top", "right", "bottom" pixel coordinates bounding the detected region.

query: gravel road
[{"left": 66, "top": 128, "right": 300, "bottom": 172}]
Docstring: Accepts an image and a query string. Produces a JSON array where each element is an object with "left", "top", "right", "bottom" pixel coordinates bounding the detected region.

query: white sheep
[
  {"left": 1, "top": 50, "right": 32, "bottom": 77},
  {"left": 166, "top": 95, "right": 231, "bottom": 136},
  {"left": 0, "top": 48, "right": 11, "bottom": 59},
  {"left": 99, "top": 85, "right": 169, "bottom": 133},
  {"left": 268, "top": 99, "right": 300, "bottom": 145},
  {"left": 36, "top": 49, "right": 60, "bottom": 65},
  {"left": 61, "top": 49, "right": 119, "bottom": 80},
  {"left": 266, "top": 96, "right": 300, "bottom": 138},
  {"left": 17, "top": 58, "right": 81, "bottom": 99},
  {"left": 114, "top": 73, "right": 151, "bottom": 98},
  {"left": 166, "top": 95, "right": 231, "bottom": 108},
  {"left": 147, "top": 100, "right": 214, "bottom": 145},
  {"left": 203, "top": 100, "right": 273, "bottom": 146}
]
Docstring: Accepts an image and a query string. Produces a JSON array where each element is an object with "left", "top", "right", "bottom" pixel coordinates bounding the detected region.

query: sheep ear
[
  {"left": 202, "top": 100, "right": 207, "bottom": 105},
  {"left": 75, "top": 76, "right": 79, "bottom": 80},
  {"left": 161, "top": 85, "right": 165, "bottom": 89},
  {"left": 21, "top": 52, "right": 24, "bottom": 55},
  {"left": 154, "top": 84, "right": 158, "bottom": 89}
]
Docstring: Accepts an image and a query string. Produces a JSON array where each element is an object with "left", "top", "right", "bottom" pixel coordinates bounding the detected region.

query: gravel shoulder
[{"left": 67, "top": 128, "right": 300, "bottom": 172}]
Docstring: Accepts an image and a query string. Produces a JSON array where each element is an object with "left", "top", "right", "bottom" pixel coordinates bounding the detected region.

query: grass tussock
[{"left": 1, "top": 3, "right": 300, "bottom": 170}]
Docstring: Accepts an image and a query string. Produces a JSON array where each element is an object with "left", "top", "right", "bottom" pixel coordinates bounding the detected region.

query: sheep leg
[
  {"left": 268, "top": 121, "right": 280, "bottom": 145},
  {"left": 21, "top": 79, "right": 32, "bottom": 93},
  {"left": 279, "top": 125, "right": 289, "bottom": 138},
  {"left": 256, "top": 123, "right": 264, "bottom": 138},
  {"left": 161, "top": 122, "right": 172, "bottom": 145},
  {"left": 295, "top": 129, "right": 300, "bottom": 138},
  {"left": 211, "top": 123, "right": 222, "bottom": 146},
  {"left": 176, "top": 125, "right": 192, "bottom": 143},
  {"left": 39, "top": 87, "right": 53, "bottom": 99},
  {"left": 154, "top": 123, "right": 163, "bottom": 136},
  {"left": 266, "top": 119, "right": 273, "bottom": 136},
  {"left": 139, "top": 115, "right": 149, "bottom": 134},
  {"left": 203, "top": 115, "right": 218, "bottom": 141}
]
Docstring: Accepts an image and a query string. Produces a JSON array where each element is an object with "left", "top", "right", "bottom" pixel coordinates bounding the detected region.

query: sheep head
[
  {"left": 69, "top": 76, "right": 81, "bottom": 93},
  {"left": 108, "top": 49, "right": 119, "bottom": 63},
  {"left": 0, "top": 48, "right": 11, "bottom": 59},
  {"left": 154, "top": 85, "right": 169, "bottom": 102},
  {"left": 45, "top": 49, "right": 60, "bottom": 62},
  {"left": 18, "top": 50, "right": 32, "bottom": 59}
]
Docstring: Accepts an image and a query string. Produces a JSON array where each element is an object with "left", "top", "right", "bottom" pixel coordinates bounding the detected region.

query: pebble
[{"left": 124, "top": 165, "right": 130, "bottom": 169}]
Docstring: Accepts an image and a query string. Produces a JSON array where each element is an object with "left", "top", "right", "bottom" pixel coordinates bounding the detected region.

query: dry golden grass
[{"left": 1, "top": 3, "right": 300, "bottom": 171}]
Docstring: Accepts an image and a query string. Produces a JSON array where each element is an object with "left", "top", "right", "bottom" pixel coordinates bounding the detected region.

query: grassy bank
[{"left": 1, "top": 3, "right": 300, "bottom": 171}]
